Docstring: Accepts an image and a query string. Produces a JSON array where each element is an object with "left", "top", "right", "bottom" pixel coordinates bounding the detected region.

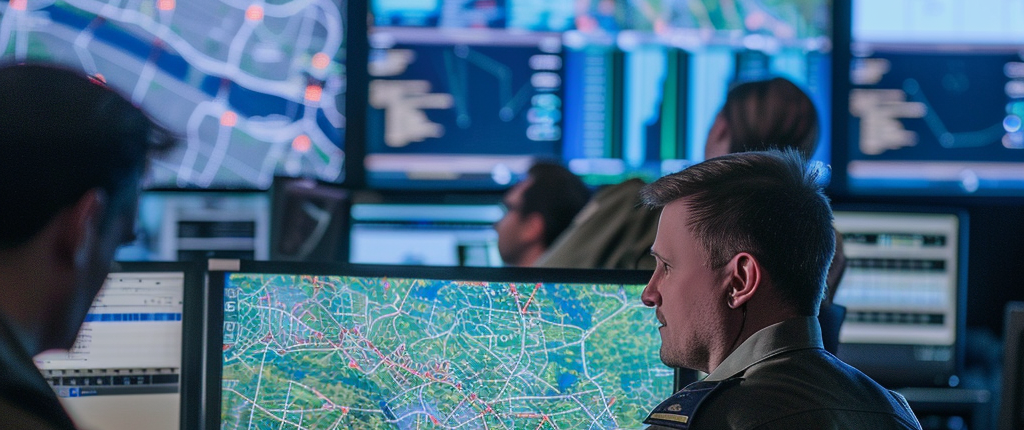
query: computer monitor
[
  {"left": 838, "top": 0, "right": 1024, "bottom": 196},
  {"left": 34, "top": 261, "right": 204, "bottom": 430},
  {"left": 202, "top": 260, "right": 673, "bottom": 429},
  {"left": 364, "top": 26, "right": 563, "bottom": 190},
  {"left": 999, "top": 302, "right": 1024, "bottom": 430},
  {"left": 270, "top": 177, "right": 351, "bottom": 263},
  {"left": 348, "top": 199, "right": 504, "bottom": 267},
  {"left": 365, "top": 0, "right": 835, "bottom": 189},
  {"left": 832, "top": 205, "right": 968, "bottom": 388},
  {"left": 0, "top": 1, "right": 345, "bottom": 189}
]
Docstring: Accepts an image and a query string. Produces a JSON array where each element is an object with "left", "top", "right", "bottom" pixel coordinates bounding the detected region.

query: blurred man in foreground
[{"left": 0, "top": 63, "right": 172, "bottom": 429}]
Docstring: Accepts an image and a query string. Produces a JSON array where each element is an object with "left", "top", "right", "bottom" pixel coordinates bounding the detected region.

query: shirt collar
[{"left": 705, "top": 316, "right": 823, "bottom": 381}]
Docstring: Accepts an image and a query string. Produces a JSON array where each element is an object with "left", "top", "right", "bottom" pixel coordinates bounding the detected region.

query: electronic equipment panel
[
  {"left": 561, "top": 5, "right": 833, "bottom": 186},
  {"left": 833, "top": 205, "right": 968, "bottom": 388},
  {"left": 202, "top": 261, "right": 673, "bottom": 429},
  {"left": 365, "top": 27, "right": 564, "bottom": 189},
  {"left": 349, "top": 201, "right": 504, "bottom": 267},
  {"left": 1000, "top": 302, "right": 1024, "bottom": 430}
]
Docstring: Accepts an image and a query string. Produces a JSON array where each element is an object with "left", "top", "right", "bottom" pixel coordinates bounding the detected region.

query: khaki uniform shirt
[{"left": 645, "top": 317, "right": 922, "bottom": 430}]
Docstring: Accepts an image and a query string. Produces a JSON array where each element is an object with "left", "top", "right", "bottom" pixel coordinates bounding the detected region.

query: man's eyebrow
[{"left": 649, "top": 249, "right": 665, "bottom": 262}]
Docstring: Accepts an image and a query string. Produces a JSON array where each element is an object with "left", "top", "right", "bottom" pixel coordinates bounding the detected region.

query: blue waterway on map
[
  {"left": 549, "top": 289, "right": 592, "bottom": 330},
  {"left": 411, "top": 281, "right": 442, "bottom": 302},
  {"left": 380, "top": 400, "right": 397, "bottom": 420},
  {"left": 547, "top": 350, "right": 583, "bottom": 374},
  {"left": 318, "top": 108, "right": 344, "bottom": 144},
  {"left": 557, "top": 372, "right": 578, "bottom": 392},
  {"left": 46, "top": 6, "right": 187, "bottom": 79},
  {"left": 229, "top": 81, "right": 300, "bottom": 119},
  {"left": 45, "top": 4, "right": 342, "bottom": 148}
]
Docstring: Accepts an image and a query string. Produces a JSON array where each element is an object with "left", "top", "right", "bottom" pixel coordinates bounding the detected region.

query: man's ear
[
  {"left": 521, "top": 211, "right": 547, "bottom": 244},
  {"left": 53, "top": 189, "right": 107, "bottom": 270},
  {"left": 725, "top": 252, "right": 761, "bottom": 309},
  {"left": 705, "top": 114, "right": 731, "bottom": 158}
]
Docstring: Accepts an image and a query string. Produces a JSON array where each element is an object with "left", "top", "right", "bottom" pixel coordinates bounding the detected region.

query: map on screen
[
  {"left": 0, "top": 1, "right": 344, "bottom": 189},
  {"left": 220, "top": 273, "right": 672, "bottom": 429}
]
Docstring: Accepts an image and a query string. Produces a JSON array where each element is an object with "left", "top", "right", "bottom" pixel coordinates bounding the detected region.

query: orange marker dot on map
[
  {"left": 245, "top": 5, "right": 264, "bottom": 21},
  {"left": 220, "top": 111, "right": 238, "bottom": 127},
  {"left": 304, "top": 85, "right": 322, "bottom": 102},
  {"left": 312, "top": 53, "right": 330, "bottom": 70},
  {"left": 292, "top": 135, "right": 311, "bottom": 153}
]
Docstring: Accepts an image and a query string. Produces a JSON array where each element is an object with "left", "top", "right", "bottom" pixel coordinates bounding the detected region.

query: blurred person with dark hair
[
  {"left": 494, "top": 162, "right": 591, "bottom": 266},
  {"left": 0, "top": 63, "right": 173, "bottom": 429},
  {"left": 704, "top": 76, "right": 820, "bottom": 159},
  {"left": 640, "top": 150, "right": 920, "bottom": 430},
  {"left": 704, "top": 76, "right": 849, "bottom": 351}
]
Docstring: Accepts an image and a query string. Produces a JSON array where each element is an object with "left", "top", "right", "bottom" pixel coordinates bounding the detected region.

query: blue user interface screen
[
  {"left": 844, "top": 0, "right": 1024, "bottom": 196},
  {"left": 366, "top": 0, "right": 833, "bottom": 188}
]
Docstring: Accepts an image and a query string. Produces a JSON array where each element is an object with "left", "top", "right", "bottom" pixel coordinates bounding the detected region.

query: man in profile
[
  {"left": 0, "top": 63, "right": 172, "bottom": 429},
  {"left": 493, "top": 161, "right": 590, "bottom": 266},
  {"left": 639, "top": 150, "right": 921, "bottom": 429}
]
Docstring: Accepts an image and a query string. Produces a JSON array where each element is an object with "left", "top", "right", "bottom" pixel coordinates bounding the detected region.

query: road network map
[
  {"left": 221, "top": 273, "right": 674, "bottom": 429},
  {"left": 0, "top": 0, "right": 344, "bottom": 189}
]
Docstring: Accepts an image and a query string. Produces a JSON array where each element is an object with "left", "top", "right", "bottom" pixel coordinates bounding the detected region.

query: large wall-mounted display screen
[
  {"left": 841, "top": 0, "right": 1024, "bottom": 196},
  {"left": 0, "top": 1, "right": 345, "bottom": 189},
  {"left": 365, "top": 0, "right": 834, "bottom": 189}
]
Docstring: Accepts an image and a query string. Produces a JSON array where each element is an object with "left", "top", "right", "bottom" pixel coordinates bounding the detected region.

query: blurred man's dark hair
[
  {"left": 520, "top": 162, "right": 592, "bottom": 247},
  {"left": 0, "top": 63, "right": 173, "bottom": 249}
]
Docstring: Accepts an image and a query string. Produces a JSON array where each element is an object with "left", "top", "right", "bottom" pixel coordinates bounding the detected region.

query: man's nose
[{"left": 641, "top": 281, "right": 659, "bottom": 307}]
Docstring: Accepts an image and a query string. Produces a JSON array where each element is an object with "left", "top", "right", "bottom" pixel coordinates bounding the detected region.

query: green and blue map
[{"left": 221, "top": 273, "right": 673, "bottom": 429}]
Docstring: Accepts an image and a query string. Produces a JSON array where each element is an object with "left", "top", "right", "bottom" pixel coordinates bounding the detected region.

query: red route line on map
[
  {"left": 247, "top": 281, "right": 565, "bottom": 427},
  {"left": 521, "top": 283, "right": 542, "bottom": 315}
]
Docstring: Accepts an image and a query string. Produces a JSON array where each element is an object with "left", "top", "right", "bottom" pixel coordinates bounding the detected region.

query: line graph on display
[
  {"left": 443, "top": 46, "right": 534, "bottom": 130},
  {"left": 903, "top": 79, "right": 1006, "bottom": 150}
]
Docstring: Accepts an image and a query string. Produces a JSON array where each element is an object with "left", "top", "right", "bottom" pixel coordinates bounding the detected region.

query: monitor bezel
[
  {"left": 831, "top": 203, "right": 969, "bottom": 388},
  {"left": 200, "top": 259, "right": 666, "bottom": 429},
  {"left": 100, "top": 260, "right": 206, "bottom": 430},
  {"left": 999, "top": 302, "right": 1024, "bottom": 430}
]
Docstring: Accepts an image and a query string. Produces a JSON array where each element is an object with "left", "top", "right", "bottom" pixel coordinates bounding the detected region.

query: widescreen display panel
[
  {"left": 0, "top": 1, "right": 345, "bottom": 189},
  {"left": 840, "top": 0, "right": 1024, "bottom": 196},
  {"left": 207, "top": 263, "right": 672, "bottom": 429}
]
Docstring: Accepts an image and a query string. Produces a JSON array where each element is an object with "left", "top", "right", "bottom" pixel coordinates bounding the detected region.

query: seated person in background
[
  {"left": 0, "top": 63, "right": 172, "bottom": 429},
  {"left": 640, "top": 150, "right": 921, "bottom": 430},
  {"left": 538, "top": 76, "right": 824, "bottom": 270},
  {"left": 493, "top": 161, "right": 590, "bottom": 266},
  {"left": 703, "top": 76, "right": 819, "bottom": 159}
]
